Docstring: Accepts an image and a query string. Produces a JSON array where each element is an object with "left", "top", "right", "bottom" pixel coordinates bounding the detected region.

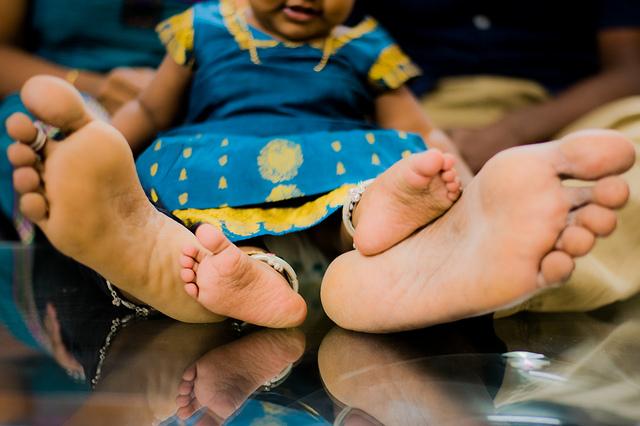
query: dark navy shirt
[{"left": 350, "top": 0, "right": 640, "bottom": 95}]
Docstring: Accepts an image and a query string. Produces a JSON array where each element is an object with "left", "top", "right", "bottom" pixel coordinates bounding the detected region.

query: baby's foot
[
  {"left": 5, "top": 76, "right": 306, "bottom": 326},
  {"left": 351, "top": 150, "right": 461, "bottom": 255},
  {"left": 180, "top": 224, "right": 306, "bottom": 327},
  {"left": 322, "top": 130, "right": 635, "bottom": 332}
]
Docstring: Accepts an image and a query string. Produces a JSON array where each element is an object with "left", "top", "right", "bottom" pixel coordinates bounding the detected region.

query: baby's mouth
[{"left": 282, "top": 4, "right": 322, "bottom": 23}]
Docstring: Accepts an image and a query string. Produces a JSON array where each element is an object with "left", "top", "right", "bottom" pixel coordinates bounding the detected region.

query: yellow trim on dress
[
  {"left": 311, "top": 18, "right": 378, "bottom": 71},
  {"left": 368, "top": 45, "right": 422, "bottom": 90},
  {"left": 173, "top": 184, "right": 352, "bottom": 237},
  {"left": 220, "top": 0, "right": 378, "bottom": 71},
  {"left": 157, "top": 8, "right": 195, "bottom": 66},
  {"left": 221, "top": 0, "right": 278, "bottom": 64}
]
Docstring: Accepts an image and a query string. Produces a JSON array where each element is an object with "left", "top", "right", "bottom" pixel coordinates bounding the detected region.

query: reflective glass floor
[{"left": 1, "top": 241, "right": 639, "bottom": 426}]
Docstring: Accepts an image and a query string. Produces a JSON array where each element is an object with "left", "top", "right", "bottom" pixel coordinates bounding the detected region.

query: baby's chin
[{"left": 272, "top": 21, "right": 332, "bottom": 42}]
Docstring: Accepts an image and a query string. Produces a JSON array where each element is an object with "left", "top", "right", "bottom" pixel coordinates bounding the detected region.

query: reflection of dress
[
  {"left": 137, "top": 0, "right": 425, "bottom": 241},
  {"left": 0, "top": 0, "right": 190, "bottom": 229}
]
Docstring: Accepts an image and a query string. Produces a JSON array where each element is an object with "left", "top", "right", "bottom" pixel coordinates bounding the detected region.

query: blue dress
[
  {"left": 136, "top": 0, "right": 426, "bottom": 242},
  {"left": 0, "top": 0, "right": 190, "bottom": 233}
]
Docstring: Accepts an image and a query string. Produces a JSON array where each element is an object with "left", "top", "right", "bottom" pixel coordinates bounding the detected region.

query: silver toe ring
[
  {"left": 30, "top": 122, "right": 48, "bottom": 152},
  {"left": 341, "top": 179, "right": 374, "bottom": 237}
]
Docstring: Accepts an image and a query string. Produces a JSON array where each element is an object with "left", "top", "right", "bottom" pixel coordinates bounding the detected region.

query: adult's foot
[
  {"left": 179, "top": 224, "right": 306, "bottom": 325},
  {"left": 321, "top": 130, "right": 635, "bottom": 332},
  {"left": 351, "top": 150, "right": 461, "bottom": 255},
  {"left": 5, "top": 75, "right": 306, "bottom": 326}
]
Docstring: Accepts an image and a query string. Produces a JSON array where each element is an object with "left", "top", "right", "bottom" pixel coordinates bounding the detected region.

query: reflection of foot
[
  {"left": 322, "top": 130, "right": 635, "bottom": 332},
  {"left": 43, "top": 303, "right": 84, "bottom": 380},
  {"left": 352, "top": 150, "right": 461, "bottom": 255},
  {"left": 4, "top": 76, "right": 301, "bottom": 326},
  {"left": 66, "top": 320, "right": 236, "bottom": 425},
  {"left": 319, "top": 328, "right": 486, "bottom": 425},
  {"left": 175, "top": 329, "right": 305, "bottom": 422},
  {"left": 180, "top": 224, "right": 306, "bottom": 327}
]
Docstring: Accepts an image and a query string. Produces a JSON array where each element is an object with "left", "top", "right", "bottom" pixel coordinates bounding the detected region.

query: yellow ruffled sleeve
[
  {"left": 368, "top": 44, "right": 422, "bottom": 90},
  {"left": 156, "top": 8, "right": 195, "bottom": 67}
]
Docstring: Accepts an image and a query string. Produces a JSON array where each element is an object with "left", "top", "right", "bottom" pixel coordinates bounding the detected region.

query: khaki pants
[{"left": 422, "top": 76, "right": 640, "bottom": 315}]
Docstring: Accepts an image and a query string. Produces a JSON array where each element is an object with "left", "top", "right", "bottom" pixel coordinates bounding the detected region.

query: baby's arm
[
  {"left": 111, "top": 55, "right": 192, "bottom": 155},
  {"left": 375, "top": 86, "right": 473, "bottom": 183}
]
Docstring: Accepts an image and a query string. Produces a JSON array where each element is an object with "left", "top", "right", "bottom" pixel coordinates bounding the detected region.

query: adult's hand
[
  {"left": 95, "top": 67, "right": 156, "bottom": 115},
  {"left": 449, "top": 122, "right": 523, "bottom": 173}
]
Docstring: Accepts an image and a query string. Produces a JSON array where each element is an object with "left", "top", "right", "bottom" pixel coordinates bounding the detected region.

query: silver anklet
[
  {"left": 261, "top": 364, "right": 293, "bottom": 391},
  {"left": 341, "top": 179, "right": 374, "bottom": 237},
  {"left": 248, "top": 252, "right": 299, "bottom": 293},
  {"left": 106, "top": 280, "right": 155, "bottom": 317},
  {"left": 90, "top": 314, "right": 134, "bottom": 388},
  {"left": 231, "top": 253, "right": 299, "bottom": 331}
]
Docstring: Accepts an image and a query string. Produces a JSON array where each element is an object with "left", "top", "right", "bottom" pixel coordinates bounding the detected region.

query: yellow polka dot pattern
[
  {"left": 366, "top": 133, "right": 376, "bottom": 144},
  {"left": 218, "top": 176, "right": 228, "bottom": 189},
  {"left": 257, "top": 139, "right": 303, "bottom": 183}
]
